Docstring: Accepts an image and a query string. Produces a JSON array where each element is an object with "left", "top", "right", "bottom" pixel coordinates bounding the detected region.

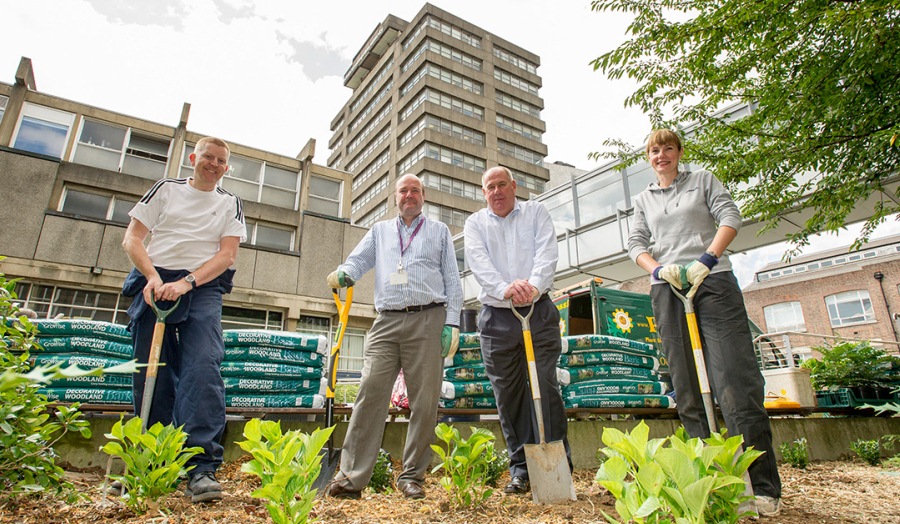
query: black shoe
[
  {"left": 326, "top": 480, "right": 362, "bottom": 499},
  {"left": 505, "top": 475, "right": 530, "bottom": 494},
  {"left": 401, "top": 483, "right": 425, "bottom": 500},
  {"left": 187, "top": 471, "right": 222, "bottom": 503}
]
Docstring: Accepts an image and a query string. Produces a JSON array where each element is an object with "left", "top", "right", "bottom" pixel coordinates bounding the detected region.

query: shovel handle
[
  {"left": 140, "top": 295, "right": 180, "bottom": 432},
  {"left": 668, "top": 284, "right": 717, "bottom": 433},
  {"left": 326, "top": 287, "right": 353, "bottom": 400},
  {"left": 511, "top": 299, "right": 547, "bottom": 445}
]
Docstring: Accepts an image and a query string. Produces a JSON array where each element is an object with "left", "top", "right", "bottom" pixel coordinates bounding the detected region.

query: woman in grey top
[{"left": 628, "top": 129, "right": 782, "bottom": 517}]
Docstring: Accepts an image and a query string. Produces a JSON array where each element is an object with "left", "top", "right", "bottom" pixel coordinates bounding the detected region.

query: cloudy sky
[{"left": 3, "top": 0, "right": 897, "bottom": 287}]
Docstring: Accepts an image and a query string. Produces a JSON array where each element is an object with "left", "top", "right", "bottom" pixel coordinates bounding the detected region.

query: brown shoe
[
  {"left": 400, "top": 483, "right": 425, "bottom": 500},
  {"left": 326, "top": 480, "right": 361, "bottom": 499}
]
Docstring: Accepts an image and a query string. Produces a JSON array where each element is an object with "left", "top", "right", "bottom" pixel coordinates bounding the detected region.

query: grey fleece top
[{"left": 627, "top": 169, "right": 742, "bottom": 285}]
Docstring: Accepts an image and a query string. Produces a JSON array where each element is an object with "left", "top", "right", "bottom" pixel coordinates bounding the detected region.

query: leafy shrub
[
  {"left": 0, "top": 267, "right": 90, "bottom": 502},
  {"left": 101, "top": 416, "right": 202, "bottom": 513},
  {"left": 779, "top": 437, "right": 809, "bottom": 469},
  {"left": 485, "top": 446, "right": 509, "bottom": 488},
  {"left": 595, "top": 421, "right": 760, "bottom": 524},
  {"left": 238, "top": 418, "right": 333, "bottom": 524},
  {"left": 850, "top": 439, "right": 882, "bottom": 466},
  {"left": 430, "top": 423, "right": 498, "bottom": 508},
  {"left": 802, "top": 341, "right": 900, "bottom": 390},
  {"left": 368, "top": 448, "right": 393, "bottom": 493}
]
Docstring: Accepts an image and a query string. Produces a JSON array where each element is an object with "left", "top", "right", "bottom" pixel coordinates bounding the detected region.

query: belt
[{"left": 383, "top": 302, "right": 445, "bottom": 313}]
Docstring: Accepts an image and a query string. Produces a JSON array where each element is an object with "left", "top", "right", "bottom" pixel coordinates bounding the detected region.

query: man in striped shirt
[
  {"left": 121, "top": 137, "right": 246, "bottom": 503},
  {"left": 325, "top": 173, "right": 463, "bottom": 500}
]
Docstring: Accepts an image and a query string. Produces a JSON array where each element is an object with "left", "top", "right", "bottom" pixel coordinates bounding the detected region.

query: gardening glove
[
  {"left": 441, "top": 325, "right": 460, "bottom": 359},
  {"left": 326, "top": 270, "right": 354, "bottom": 289},
  {"left": 653, "top": 264, "right": 688, "bottom": 289},
  {"left": 685, "top": 252, "right": 718, "bottom": 299}
]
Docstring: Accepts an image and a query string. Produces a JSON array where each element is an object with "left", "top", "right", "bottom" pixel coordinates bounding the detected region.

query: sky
[{"left": 3, "top": 0, "right": 898, "bottom": 287}]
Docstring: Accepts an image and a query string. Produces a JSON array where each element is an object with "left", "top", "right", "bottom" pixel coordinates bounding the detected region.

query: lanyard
[{"left": 397, "top": 216, "right": 425, "bottom": 270}]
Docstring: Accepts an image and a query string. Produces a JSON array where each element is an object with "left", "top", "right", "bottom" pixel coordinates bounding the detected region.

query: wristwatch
[{"left": 184, "top": 274, "right": 197, "bottom": 289}]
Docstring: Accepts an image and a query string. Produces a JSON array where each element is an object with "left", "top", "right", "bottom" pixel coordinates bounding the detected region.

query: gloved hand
[
  {"left": 441, "top": 325, "right": 460, "bottom": 359},
  {"left": 684, "top": 252, "right": 718, "bottom": 299},
  {"left": 653, "top": 264, "right": 688, "bottom": 289},
  {"left": 326, "top": 270, "right": 354, "bottom": 289}
]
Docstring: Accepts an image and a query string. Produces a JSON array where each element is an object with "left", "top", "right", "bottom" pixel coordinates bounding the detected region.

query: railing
[{"left": 754, "top": 331, "right": 900, "bottom": 370}]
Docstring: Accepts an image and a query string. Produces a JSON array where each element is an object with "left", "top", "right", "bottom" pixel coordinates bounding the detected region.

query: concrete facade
[
  {"left": 328, "top": 3, "right": 550, "bottom": 234},
  {"left": 0, "top": 57, "right": 379, "bottom": 350}
]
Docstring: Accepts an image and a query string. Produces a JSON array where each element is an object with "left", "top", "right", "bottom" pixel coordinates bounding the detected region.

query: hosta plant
[
  {"left": 237, "top": 418, "right": 333, "bottom": 524},
  {"left": 430, "top": 423, "right": 498, "bottom": 507},
  {"left": 595, "top": 421, "right": 760, "bottom": 524},
  {"left": 101, "top": 416, "right": 202, "bottom": 514}
]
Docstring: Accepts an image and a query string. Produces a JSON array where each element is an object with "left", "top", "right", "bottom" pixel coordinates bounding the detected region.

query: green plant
[
  {"left": 430, "top": 423, "right": 498, "bottom": 507},
  {"left": 368, "top": 448, "right": 393, "bottom": 493},
  {"left": 801, "top": 341, "right": 900, "bottom": 390},
  {"left": 335, "top": 383, "right": 359, "bottom": 404},
  {"left": 594, "top": 421, "right": 759, "bottom": 524},
  {"left": 850, "top": 439, "right": 882, "bottom": 466},
  {"left": 237, "top": 418, "right": 333, "bottom": 524},
  {"left": 101, "top": 416, "right": 202, "bottom": 513},
  {"left": 779, "top": 437, "right": 810, "bottom": 469},
  {"left": 484, "top": 446, "right": 509, "bottom": 488}
]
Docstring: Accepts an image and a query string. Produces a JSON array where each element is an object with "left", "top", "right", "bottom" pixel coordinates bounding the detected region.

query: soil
[{"left": 1, "top": 459, "right": 899, "bottom": 523}]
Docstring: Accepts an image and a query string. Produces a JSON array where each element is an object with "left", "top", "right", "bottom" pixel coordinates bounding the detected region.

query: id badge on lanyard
[{"left": 392, "top": 217, "right": 423, "bottom": 286}]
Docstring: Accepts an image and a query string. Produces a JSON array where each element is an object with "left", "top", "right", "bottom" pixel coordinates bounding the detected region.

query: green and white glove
[
  {"left": 441, "top": 325, "right": 460, "bottom": 359},
  {"left": 653, "top": 264, "right": 688, "bottom": 289},
  {"left": 326, "top": 270, "right": 354, "bottom": 289},
  {"left": 684, "top": 252, "right": 719, "bottom": 298}
]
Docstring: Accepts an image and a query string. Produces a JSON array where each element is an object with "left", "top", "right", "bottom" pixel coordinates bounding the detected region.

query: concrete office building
[
  {"left": 0, "top": 57, "right": 378, "bottom": 374},
  {"left": 327, "top": 3, "right": 550, "bottom": 233}
]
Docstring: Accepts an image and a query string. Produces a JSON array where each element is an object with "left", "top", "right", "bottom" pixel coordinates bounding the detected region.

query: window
[
  {"left": 498, "top": 139, "right": 545, "bottom": 165},
  {"left": 59, "top": 186, "right": 137, "bottom": 224},
  {"left": 14, "top": 282, "right": 132, "bottom": 324},
  {"left": 423, "top": 202, "right": 467, "bottom": 228},
  {"left": 213, "top": 150, "right": 300, "bottom": 210},
  {"left": 245, "top": 219, "right": 295, "bottom": 251},
  {"left": 763, "top": 302, "right": 806, "bottom": 332},
  {"left": 222, "top": 306, "right": 283, "bottom": 330},
  {"left": 493, "top": 45, "right": 538, "bottom": 74},
  {"left": 496, "top": 91, "right": 541, "bottom": 118},
  {"left": 72, "top": 119, "right": 170, "bottom": 179},
  {"left": 421, "top": 172, "right": 481, "bottom": 201},
  {"left": 297, "top": 316, "right": 363, "bottom": 373},
  {"left": 308, "top": 175, "right": 342, "bottom": 217},
  {"left": 12, "top": 103, "right": 74, "bottom": 158},
  {"left": 826, "top": 290, "right": 874, "bottom": 327},
  {"left": 576, "top": 171, "right": 626, "bottom": 224},
  {"left": 0, "top": 95, "right": 8, "bottom": 122},
  {"left": 358, "top": 201, "right": 388, "bottom": 227}
]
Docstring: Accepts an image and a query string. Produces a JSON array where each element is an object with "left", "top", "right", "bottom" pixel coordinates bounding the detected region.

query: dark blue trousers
[
  {"left": 478, "top": 296, "right": 571, "bottom": 479},
  {"left": 130, "top": 285, "right": 226, "bottom": 475},
  {"left": 650, "top": 271, "right": 781, "bottom": 498}
]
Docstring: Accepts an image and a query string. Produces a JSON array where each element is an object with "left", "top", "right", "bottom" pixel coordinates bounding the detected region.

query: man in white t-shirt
[{"left": 121, "top": 136, "right": 246, "bottom": 503}]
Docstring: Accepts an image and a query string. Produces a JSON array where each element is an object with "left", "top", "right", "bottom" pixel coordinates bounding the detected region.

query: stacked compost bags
[
  {"left": 557, "top": 334, "right": 673, "bottom": 409},
  {"left": 221, "top": 329, "right": 327, "bottom": 409},
  {"left": 439, "top": 332, "right": 496, "bottom": 409},
  {"left": 30, "top": 319, "right": 135, "bottom": 405}
]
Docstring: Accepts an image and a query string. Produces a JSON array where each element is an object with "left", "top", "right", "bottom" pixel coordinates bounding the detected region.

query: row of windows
[
  {"left": 400, "top": 88, "right": 485, "bottom": 123},
  {"left": 496, "top": 91, "right": 541, "bottom": 118},
  {"left": 764, "top": 290, "right": 877, "bottom": 332},
  {"left": 403, "top": 38, "right": 482, "bottom": 74},
  {"left": 13, "top": 280, "right": 367, "bottom": 373},
  {"left": 358, "top": 201, "right": 388, "bottom": 227},
  {"left": 351, "top": 150, "right": 390, "bottom": 191},
  {"left": 349, "top": 79, "right": 393, "bottom": 131},
  {"left": 4, "top": 102, "right": 346, "bottom": 215},
  {"left": 511, "top": 169, "right": 548, "bottom": 194},
  {"left": 421, "top": 171, "right": 482, "bottom": 201},
  {"left": 350, "top": 57, "right": 395, "bottom": 114},
  {"left": 493, "top": 45, "right": 538, "bottom": 75},
  {"left": 496, "top": 114, "right": 542, "bottom": 142},
  {"left": 346, "top": 126, "right": 390, "bottom": 174},
  {"left": 404, "top": 15, "right": 482, "bottom": 51},
  {"left": 400, "top": 114, "right": 485, "bottom": 149},
  {"left": 498, "top": 139, "right": 545, "bottom": 165},
  {"left": 494, "top": 67, "right": 539, "bottom": 96},
  {"left": 351, "top": 175, "right": 388, "bottom": 214},
  {"left": 345, "top": 101, "right": 390, "bottom": 156},
  {"left": 423, "top": 202, "right": 468, "bottom": 228},
  {"left": 756, "top": 245, "right": 900, "bottom": 282},
  {"left": 399, "top": 142, "right": 486, "bottom": 174},
  {"left": 402, "top": 63, "right": 483, "bottom": 98}
]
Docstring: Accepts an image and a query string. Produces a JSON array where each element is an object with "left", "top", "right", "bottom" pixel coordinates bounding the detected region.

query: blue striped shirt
[
  {"left": 464, "top": 200, "right": 558, "bottom": 308},
  {"left": 340, "top": 214, "right": 463, "bottom": 325}
]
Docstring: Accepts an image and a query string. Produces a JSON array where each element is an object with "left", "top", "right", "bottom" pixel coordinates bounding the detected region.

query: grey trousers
[
  {"left": 478, "top": 297, "right": 571, "bottom": 479},
  {"left": 334, "top": 306, "right": 444, "bottom": 491},
  {"left": 650, "top": 271, "right": 782, "bottom": 498}
]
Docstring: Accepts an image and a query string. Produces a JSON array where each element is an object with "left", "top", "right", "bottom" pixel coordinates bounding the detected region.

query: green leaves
[
  {"left": 589, "top": 0, "right": 900, "bottom": 253},
  {"left": 802, "top": 341, "right": 900, "bottom": 390},
  {"left": 101, "top": 416, "right": 202, "bottom": 514},
  {"left": 595, "top": 421, "right": 759, "bottom": 523},
  {"left": 430, "top": 423, "right": 499, "bottom": 508},
  {"left": 237, "top": 418, "right": 334, "bottom": 524}
]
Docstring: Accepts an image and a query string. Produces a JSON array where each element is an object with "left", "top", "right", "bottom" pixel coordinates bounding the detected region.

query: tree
[{"left": 590, "top": 0, "right": 900, "bottom": 256}]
